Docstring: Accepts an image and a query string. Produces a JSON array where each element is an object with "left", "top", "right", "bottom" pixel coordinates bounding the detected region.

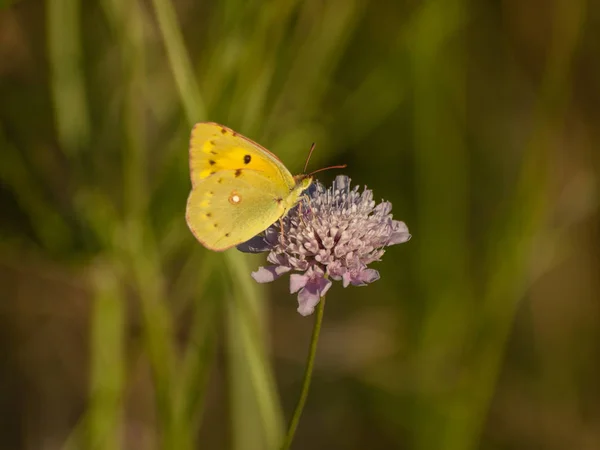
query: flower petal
[
  {"left": 374, "top": 201, "right": 392, "bottom": 215},
  {"left": 356, "top": 268, "right": 380, "bottom": 285},
  {"left": 251, "top": 265, "right": 291, "bottom": 283},
  {"left": 297, "top": 288, "right": 321, "bottom": 316},
  {"left": 326, "top": 261, "right": 346, "bottom": 281},
  {"left": 333, "top": 175, "right": 351, "bottom": 191},
  {"left": 290, "top": 274, "right": 308, "bottom": 293},
  {"left": 267, "top": 252, "right": 289, "bottom": 267},
  {"left": 388, "top": 221, "right": 411, "bottom": 245},
  {"left": 342, "top": 272, "right": 352, "bottom": 288},
  {"left": 294, "top": 267, "right": 332, "bottom": 316},
  {"left": 318, "top": 276, "right": 332, "bottom": 297},
  {"left": 288, "top": 257, "right": 309, "bottom": 271}
]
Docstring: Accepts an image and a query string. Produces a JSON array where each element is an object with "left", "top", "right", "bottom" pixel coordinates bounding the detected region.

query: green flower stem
[{"left": 280, "top": 296, "right": 326, "bottom": 450}]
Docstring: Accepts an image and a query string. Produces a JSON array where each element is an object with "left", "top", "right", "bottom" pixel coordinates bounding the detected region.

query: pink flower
[{"left": 238, "top": 176, "right": 411, "bottom": 316}]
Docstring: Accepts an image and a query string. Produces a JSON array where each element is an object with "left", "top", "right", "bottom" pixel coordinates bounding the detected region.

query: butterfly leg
[
  {"left": 298, "top": 201, "right": 304, "bottom": 225},
  {"left": 279, "top": 217, "right": 286, "bottom": 246}
]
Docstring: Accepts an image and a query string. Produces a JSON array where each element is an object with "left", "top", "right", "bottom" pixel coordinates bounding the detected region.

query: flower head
[{"left": 238, "top": 175, "right": 411, "bottom": 316}]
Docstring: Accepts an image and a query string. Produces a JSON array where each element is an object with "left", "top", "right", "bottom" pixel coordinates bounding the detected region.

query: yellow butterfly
[{"left": 186, "top": 122, "right": 342, "bottom": 251}]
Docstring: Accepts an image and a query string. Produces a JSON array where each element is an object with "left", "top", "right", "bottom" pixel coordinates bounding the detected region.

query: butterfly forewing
[{"left": 189, "top": 122, "right": 296, "bottom": 189}]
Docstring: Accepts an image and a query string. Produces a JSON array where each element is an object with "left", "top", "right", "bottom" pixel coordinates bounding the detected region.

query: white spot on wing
[{"left": 229, "top": 191, "right": 242, "bottom": 205}]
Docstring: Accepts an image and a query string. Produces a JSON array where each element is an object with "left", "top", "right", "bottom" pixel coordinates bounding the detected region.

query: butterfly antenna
[
  {"left": 307, "top": 164, "right": 347, "bottom": 177},
  {"left": 303, "top": 142, "right": 316, "bottom": 173},
  {"left": 302, "top": 141, "right": 347, "bottom": 177}
]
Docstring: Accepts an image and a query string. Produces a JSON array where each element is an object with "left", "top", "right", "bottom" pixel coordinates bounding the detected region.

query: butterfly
[{"left": 185, "top": 122, "right": 345, "bottom": 251}]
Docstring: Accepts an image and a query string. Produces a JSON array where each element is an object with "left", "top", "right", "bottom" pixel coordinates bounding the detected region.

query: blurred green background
[{"left": 1, "top": 0, "right": 598, "bottom": 449}]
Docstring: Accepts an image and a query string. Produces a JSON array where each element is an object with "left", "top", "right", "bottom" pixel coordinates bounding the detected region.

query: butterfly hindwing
[{"left": 186, "top": 169, "right": 286, "bottom": 251}]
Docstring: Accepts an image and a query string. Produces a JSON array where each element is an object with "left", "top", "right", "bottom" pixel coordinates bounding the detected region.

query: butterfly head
[
  {"left": 292, "top": 142, "right": 346, "bottom": 195},
  {"left": 294, "top": 174, "right": 313, "bottom": 192}
]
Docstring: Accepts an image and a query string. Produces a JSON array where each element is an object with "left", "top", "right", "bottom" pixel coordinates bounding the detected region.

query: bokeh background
[{"left": 1, "top": 0, "right": 599, "bottom": 449}]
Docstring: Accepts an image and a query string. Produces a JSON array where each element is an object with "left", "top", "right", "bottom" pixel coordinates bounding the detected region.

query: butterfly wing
[
  {"left": 186, "top": 122, "right": 297, "bottom": 251},
  {"left": 189, "top": 122, "right": 296, "bottom": 189},
  {"left": 186, "top": 169, "right": 287, "bottom": 251}
]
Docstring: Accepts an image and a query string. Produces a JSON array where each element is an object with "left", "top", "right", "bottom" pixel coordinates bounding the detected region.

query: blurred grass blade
[
  {"left": 46, "top": 0, "right": 90, "bottom": 154},
  {"left": 150, "top": 0, "right": 206, "bottom": 121},
  {"left": 225, "top": 251, "right": 284, "bottom": 450},
  {"left": 473, "top": 0, "right": 587, "bottom": 446},
  {"left": 225, "top": 0, "right": 301, "bottom": 133},
  {"left": 125, "top": 224, "right": 183, "bottom": 449},
  {"left": 100, "top": 0, "right": 147, "bottom": 218},
  {"left": 411, "top": 0, "right": 586, "bottom": 449},
  {"left": 88, "top": 263, "right": 125, "bottom": 450},
  {"left": 177, "top": 252, "right": 219, "bottom": 434},
  {"left": 335, "top": 67, "right": 407, "bottom": 145},
  {"left": 410, "top": 1, "right": 469, "bottom": 448},
  {"left": 266, "top": 0, "right": 362, "bottom": 134},
  {"left": 100, "top": 0, "right": 191, "bottom": 446},
  {"left": 0, "top": 130, "right": 71, "bottom": 252}
]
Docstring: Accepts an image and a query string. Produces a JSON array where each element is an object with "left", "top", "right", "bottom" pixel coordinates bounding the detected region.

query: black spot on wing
[
  {"left": 235, "top": 169, "right": 242, "bottom": 177},
  {"left": 244, "top": 154, "right": 251, "bottom": 164},
  {"left": 209, "top": 160, "right": 216, "bottom": 165}
]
